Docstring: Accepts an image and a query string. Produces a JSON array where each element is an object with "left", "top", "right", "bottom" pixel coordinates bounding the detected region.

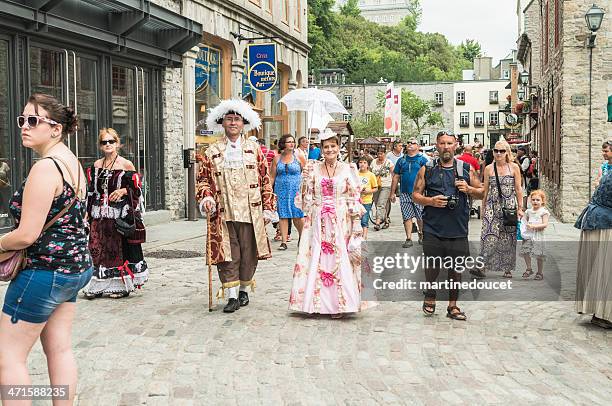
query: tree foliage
[
  {"left": 458, "top": 39, "right": 483, "bottom": 62},
  {"left": 308, "top": 0, "right": 478, "bottom": 83}
]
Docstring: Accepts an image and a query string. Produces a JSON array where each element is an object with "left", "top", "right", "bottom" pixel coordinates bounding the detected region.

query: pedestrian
[
  {"left": 520, "top": 190, "right": 549, "bottom": 280},
  {"left": 390, "top": 138, "right": 428, "bottom": 247},
  {"left": 270, "top": 134, "right": 305, "bottom": 250},
  {"left": 386, "top": 140, "right": 404, "bottom": 166},
  {"left": 357, "top": 157, "right": 378, "bottom": 241},
  {"left": 196, "top": 99, "right": 277, "bottom": 313},
  {"left": 370, "top": 148, "right": 394, "bottom": 230},
  {"left": 0, "top": 93, "right": 92, "bottom": 404},
  {"left": 256, "top": 137, "right": 276, "bottom": 167},
  {"left": 595, "top": 140, "right": 612, "bottom": 187},
  {"left": 412, "top": 130, "right": 483, "bottom": 320},
  {"left": 457, "top": 144, "right": 481, "bottom": 174},
  {"left": 526, "top": 150, "right": 539, "bottom": 193},
  {"left": 476, "top": 140, "right": 524, "bottom": 279},
  {"left": 296, "top": 136, "right": 309, "bottom": 162},
  {"left": 289, "top": 130, "right": 372, "bottom": 317},
  {"left": 83, "top": 128, "right": 148, "bottom": 299},
  {"left": 308, "top": 138, "right": 322, "bottom": 161},
  {"left": 575, "top": 173, "right": 612, "bottom": 329}
]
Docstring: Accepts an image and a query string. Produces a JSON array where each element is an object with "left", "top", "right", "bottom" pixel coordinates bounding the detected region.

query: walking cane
[{"left": 206, "top": 213, "right": 213, "bottom": 312}]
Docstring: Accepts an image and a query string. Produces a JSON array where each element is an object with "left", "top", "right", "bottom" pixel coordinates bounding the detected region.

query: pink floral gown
[{"left": 289, "top": 162, "right": 372, "bottom": 314}]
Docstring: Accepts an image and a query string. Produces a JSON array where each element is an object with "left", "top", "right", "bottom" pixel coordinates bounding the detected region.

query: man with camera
[{"left": 412, "top": 131, "right": 483, "bottom": 320}]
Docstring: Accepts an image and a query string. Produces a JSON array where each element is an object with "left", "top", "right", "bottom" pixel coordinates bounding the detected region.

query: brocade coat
[{"left": 196, "top": 136, "right": 276, "bottom": 264}]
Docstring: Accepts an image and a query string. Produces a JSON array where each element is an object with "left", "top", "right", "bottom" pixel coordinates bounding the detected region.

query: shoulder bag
[
  {"left": 494, "top": 162, "right": 518, "bottom": 227},
  {"left": 115, "top": 188, "right": 135, "bottom": 238}
]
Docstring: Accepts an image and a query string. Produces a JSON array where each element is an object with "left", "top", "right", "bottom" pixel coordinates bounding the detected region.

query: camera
[{"left": 446, "top": 195, "right": 459, "bottom": 210}]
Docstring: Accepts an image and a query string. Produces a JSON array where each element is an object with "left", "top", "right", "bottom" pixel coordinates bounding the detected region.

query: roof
[
  {"left": 326, "top": 121, "right": 354, "bottom": 136},
  {"left": 357, "top": 137, "right": 383, "bottom": 145}
]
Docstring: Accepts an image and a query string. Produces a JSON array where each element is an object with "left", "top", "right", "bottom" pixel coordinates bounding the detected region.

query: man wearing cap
[{"left": 196, "top": 99, "right": 277, "bottom": 313}]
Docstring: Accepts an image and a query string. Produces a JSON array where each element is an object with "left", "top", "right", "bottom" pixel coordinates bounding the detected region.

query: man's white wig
[{"left": 206, "top": 99, "right": 262, "bottom": 134}]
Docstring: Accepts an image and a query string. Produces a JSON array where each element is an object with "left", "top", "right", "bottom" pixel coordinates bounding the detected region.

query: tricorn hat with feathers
[{"left": 206, "top": 99, "right": 261, "bottom": 134}]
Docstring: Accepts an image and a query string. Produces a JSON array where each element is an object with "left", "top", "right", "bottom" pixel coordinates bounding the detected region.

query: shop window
[
  {"left": 112, "top": 66, "right": 127, "bottom": 96},
  {"left": 195, "top": 45, "right": 223, "bottom": 142},
  {"left": 242, "top": 56, "right": 257, "bottom": 104}
]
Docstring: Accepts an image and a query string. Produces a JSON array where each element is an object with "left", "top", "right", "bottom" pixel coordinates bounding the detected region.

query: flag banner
[
  {"left": 392, "top": 86, "right": 401, "bottom": 136},
  {"left": 384, "top": 82, "right": 394, "bottom": 134}
]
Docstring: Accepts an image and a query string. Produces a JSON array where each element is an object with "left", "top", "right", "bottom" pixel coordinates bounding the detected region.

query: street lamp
[
  {"left": 585, "top": 4, "right": 605, "bottom": 197},
  {"left": 520, "top": 71, "right": 530, "bottom": 86}
]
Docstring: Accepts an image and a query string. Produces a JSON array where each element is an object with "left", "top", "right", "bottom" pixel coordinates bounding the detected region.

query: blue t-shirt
[
  {"left": 308, "top": 147, "right": 321, "bottom": 160},
  {"left": 394, "top": 154, "right": 429, "bottom": 194},
  {"left": 602, "top": 162, "right": 612, "bottom": 178}
]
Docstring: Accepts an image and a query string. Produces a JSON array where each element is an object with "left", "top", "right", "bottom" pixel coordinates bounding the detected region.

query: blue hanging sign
[
  {"left": 248, "top": 43, "right": 277, "bottom": 93},
  {"left": 195, "top": 47, "right": 209, "bottom": 93}
]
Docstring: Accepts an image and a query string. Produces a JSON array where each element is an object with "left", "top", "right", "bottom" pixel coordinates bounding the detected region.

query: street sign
[
  {"left": 200, "top": 129, "right": 214, "bottom": 135},
  {"left": 247, "top": 43, "right": 277, "bottom": 92}
]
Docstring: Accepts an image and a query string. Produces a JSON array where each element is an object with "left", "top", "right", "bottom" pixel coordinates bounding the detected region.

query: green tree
[
  {"left": 458, "top": 39, "right": 483, "bottom": 62},
  {"left": 351, "top": 112, "right": 385, "bottom": 138},
  {"left": 402, "top": 90, "right": 444, "bottom": 136},
  {"left": 339, "top": 0, "right": 361, "bottom": 17}
]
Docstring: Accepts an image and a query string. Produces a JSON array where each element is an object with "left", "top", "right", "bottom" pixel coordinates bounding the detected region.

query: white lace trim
[
  {"left": 83, "top": 268, "right": 149, "bottom": 294},
  {"left": 90, "top": 204, "right": 129, "bottom": 219}
]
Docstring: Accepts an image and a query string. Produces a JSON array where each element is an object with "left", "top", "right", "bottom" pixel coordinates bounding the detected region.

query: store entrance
[{"left": 0, "top": 37, "right": 13, "bottom": 231}]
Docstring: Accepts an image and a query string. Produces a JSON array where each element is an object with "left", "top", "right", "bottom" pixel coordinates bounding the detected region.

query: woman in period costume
[
  {"left": 289, "top": 129, "right": 370, "bottom": 318},
  {"left": 83, "top": 128, "right": 148, "bottom": 299},
  {"left": 575, "top": 172, "right": 612, "bottom": 329}
]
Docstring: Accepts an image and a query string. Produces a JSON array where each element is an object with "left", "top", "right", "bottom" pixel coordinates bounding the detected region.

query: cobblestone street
[{"left": 3, "top": 204, "right": 611, "bottom": 405}]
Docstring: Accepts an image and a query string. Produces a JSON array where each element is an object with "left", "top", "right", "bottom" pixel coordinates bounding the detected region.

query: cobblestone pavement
[{"left": 2, "top": 204, "right": 611, "bottom": 405}]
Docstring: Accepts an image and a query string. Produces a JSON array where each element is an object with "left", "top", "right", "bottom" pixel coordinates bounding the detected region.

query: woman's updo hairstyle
[
  {"left": 27, "top": 93, "right": 78, "bottom": 137},
  {"left": 98, "top": 128, "right": 121, "bottom": 148}
]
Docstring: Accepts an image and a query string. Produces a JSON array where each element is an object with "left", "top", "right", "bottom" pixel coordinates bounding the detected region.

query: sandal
[
  {"left": 84, "top": 292, "right": 103, "bottom": 300},
  {"left": 422, "top": 299, "right": 436, "bottom": 316},
  {"left": 534, "top": 272, "right": 543, "bottom": 280},
  {"left": 503, "top": 271, "right": 513, "bottom": 278},
  {"left": 522, "top": 269, "right": 534, "bottom": 279},
  {"left": 446, "top": 306, "right": 467, "bottom": 321},
  {"left": 331, "top": 313, "right": 344, "bottom": 319},
  {"left": 374, "top": 224, "right": 381, "bottom": 231},
  {"left": 278, "top": 243, "right": 288, "bottom": 251},
  {"left": 108, "top": 291, "right": 130, "bottom": 299}
]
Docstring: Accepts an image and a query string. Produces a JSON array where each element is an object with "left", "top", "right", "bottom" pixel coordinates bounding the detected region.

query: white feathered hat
[{"left": 206, "top": 99, "right": 262, "bottom": 134}]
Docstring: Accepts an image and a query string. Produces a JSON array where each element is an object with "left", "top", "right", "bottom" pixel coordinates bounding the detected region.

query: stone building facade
[{"left": 519, "top": 0, "right": 611, "bottom": 221}]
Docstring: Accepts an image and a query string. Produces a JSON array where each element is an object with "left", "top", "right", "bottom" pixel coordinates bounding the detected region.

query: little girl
[{"left": 521, "top": 190, "right": 550, "bottom": 280}]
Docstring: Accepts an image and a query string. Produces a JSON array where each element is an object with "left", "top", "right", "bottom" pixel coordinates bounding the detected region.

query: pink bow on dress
[{"left": 320, "top": 272, "right": 335, "bottom": 287}]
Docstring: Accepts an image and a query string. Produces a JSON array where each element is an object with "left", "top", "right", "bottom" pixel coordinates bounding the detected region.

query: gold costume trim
[{"left": 240, "top": 279, "right": 256, "bottom": 292}]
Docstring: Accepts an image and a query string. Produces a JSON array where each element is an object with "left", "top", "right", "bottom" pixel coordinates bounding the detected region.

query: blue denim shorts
[
  {"left": 361, "top": 203, "right": 373, "bottom": 228},
  {"left": 2, "top": 267, "right": 93, "bottom": 324}
]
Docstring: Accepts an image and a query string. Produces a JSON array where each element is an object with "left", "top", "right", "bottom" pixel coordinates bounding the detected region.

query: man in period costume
[{"left": 196, "top": 99, "right": 277, "bottom": 313}]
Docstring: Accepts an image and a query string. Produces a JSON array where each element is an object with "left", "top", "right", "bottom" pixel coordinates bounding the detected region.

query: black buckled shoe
[
  {"left": 223, "top": 298, "right": 240, "bottom": 313},
  {"left": 238, "top": 291, "right": 249, "bottom": 307}
]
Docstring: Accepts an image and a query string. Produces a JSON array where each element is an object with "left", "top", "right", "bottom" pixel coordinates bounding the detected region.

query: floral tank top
[{"left": 8, "top": 158, "right": 92, "bottom": 274}]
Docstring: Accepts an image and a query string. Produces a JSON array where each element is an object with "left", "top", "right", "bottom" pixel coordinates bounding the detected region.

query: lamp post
[{"left": 586, "top": 4, "right": 605, "bottom": 197}]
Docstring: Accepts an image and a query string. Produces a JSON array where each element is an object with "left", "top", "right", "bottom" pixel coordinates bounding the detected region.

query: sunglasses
[
  {"left": 100, "top": 139, "right": 117, "bottom": 145},
  {"left": 493, "top": 149, "right": 506, "bottom": 154},
  {"left": 17, "top": 115, "right": 59, "bottom": 128}
]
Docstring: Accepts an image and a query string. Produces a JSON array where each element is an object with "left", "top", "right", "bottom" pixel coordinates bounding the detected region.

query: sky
[{"left": 418, "top": 0, "right": 519, "bottom": 64}]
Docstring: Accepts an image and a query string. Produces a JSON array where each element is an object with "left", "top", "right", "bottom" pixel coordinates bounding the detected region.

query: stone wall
[
  {"left": 162, "top": 68, "right": 186, "bottom": 218},
  {"left": 538, "top": 0, "right": 611, "bottom": 222}
]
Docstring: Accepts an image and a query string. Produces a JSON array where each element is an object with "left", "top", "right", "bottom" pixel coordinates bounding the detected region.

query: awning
[{"left": 0, "top": 0, "right": 203, "bottom": 66}]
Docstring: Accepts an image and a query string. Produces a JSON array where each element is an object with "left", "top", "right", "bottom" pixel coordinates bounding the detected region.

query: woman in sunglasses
[
  {"left": 269, "top": 134, "right": 306, "bottom": 250},
  {"left": 474, "top": 140, "right": 524, "bottom": 279},
  {"left": 0, "top": 93, "right": 92, "bottom": 404},
  {"left": 82, "top": 128, "right": 148, "bottom": 299}
]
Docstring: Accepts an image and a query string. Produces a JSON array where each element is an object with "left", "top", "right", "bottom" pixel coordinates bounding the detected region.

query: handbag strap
[{"left": 41, "top": 156, "right": 82, "bottom": 233}]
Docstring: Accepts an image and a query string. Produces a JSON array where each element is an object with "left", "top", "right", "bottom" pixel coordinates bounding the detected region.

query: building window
[
  {"left": 112, "top": 66, "right": 127, "bottom": 96},
  {"left": 295, "top": 0, "right": 301, "bottom": 30},
  {"left": 434, "top": 92, "right": 443, "bottom": 106},
  {"left": 343, "top": 114, "right": 352, "bottom": 121},
  {"left": 503, "top": 70, "right": 510, "bottom": 79},
  {"left": 474, "top": 112, "right": 484, "bottom": 127},
  {"left": 474, "top": 133, "right": 484, "bottom": 144},
  {"left": 365, "top": 114, "right": 372, "bottom": 123},
  {"left": 456, "top": 91, "right": 465, "bottom": 105},
  {"left": 40, "top": 50, "right": 59, "bottom": 87},
  {"left": 489, "top": 111, "right": 499, "bottom": 126},
  {"left": 343, "top": 95, "right": 352, "bottom": 109},
  {"left": 282, "top": 0, "right": 289, "bottom": 23},
  {"left": 460, "top": 112, "right": 469, "bottom": 127},
  {"left": 265, "top": 0, "right": 272, "bottom": 12},
  {"left": 544, "top": 1, "right": 549, "bottom": 66},
  {"left": 489, "top": 91, "right": 498, "bottom": 104}
]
